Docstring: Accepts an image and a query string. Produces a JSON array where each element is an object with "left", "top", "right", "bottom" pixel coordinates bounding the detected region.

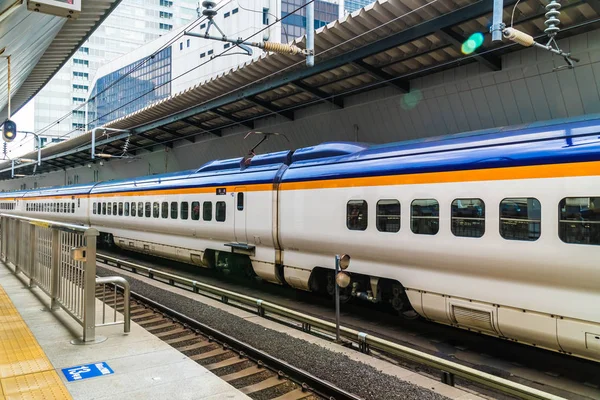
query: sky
[
  {"left": 5, "top": 101, "right": 36, "bottom": 157},
  {"left": 12, "top": 101, "right": 35, "bottom": 132}
]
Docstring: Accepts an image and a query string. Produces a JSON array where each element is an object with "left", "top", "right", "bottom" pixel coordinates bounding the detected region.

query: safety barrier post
[
  {"left": 28, "top": 223, "right": 36, "bottom": 288},
  {"left": 13, "top": 220, "right": 20, "bottom": 274},
  {"left": 82, "top": 228, "right": 99, "bottom": 343},
  {"left": 0, "top": 216, "right": 4, "bottom": 263},
  {"left": 50, "top": 229, "right": 60, "bottom": 310}
]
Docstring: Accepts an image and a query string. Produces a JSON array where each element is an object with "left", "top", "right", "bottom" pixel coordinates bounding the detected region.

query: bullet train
[{"left": 1, "top": 115, "right": 599, "bottom": 362}]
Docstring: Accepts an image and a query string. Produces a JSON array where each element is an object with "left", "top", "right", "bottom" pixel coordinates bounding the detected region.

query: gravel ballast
[{"left": 97, "top": 266, "right": 451, "bottom": 400}]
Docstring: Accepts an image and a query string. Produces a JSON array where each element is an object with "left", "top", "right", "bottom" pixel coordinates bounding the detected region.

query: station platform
[{"left": 0, "top": 262, "right": 249, "bottom": 400}]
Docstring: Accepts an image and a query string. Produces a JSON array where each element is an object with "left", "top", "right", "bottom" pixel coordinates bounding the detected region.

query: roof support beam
[
  {"left": 439, "top": 28, "right": 502, "bottom": 71},
  {"left": 352, "top": 60, "right": 410, "bottom": 92},
  {"left": 137, "top": 132, "right": 172, "bottom": 148},
  {"left": 292, "top": 81, "right": 344, "bottom": 108},
  {"left": 247, "top": 96, "right": 294, "bottom": 120},
  {"left": 211, "top": 109, "right": 255, "bottom": 129},
  {"left": 134, "top": 0, "right": 517, "bottom": 135},
  {"left": 42, "top": 160, "right": 66, "bottom": 169},
  {"left": 181, "top": 118, "right": 222, "bottom": 137},
  {"left": 156, "top": 127, "right": 195, "bottom": 143}
]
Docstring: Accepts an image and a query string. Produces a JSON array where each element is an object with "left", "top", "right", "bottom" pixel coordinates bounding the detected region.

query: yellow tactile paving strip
[{"left": 0, "top": 286, "right": 72, "bottom": 400}]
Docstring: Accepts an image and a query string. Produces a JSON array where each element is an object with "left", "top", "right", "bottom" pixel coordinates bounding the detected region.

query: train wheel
[
  {"left": 391, "top": 284, "right": 418, "bottom": 320},
  {"left": 326, "top": 271, "right": 351, "bottom": 303}
]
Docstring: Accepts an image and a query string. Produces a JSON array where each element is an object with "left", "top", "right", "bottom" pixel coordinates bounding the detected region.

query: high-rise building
[
  {"left": 33, "top": 0, "right": 199, "bottom": 140},
  {"left": 343, "top": 0, "right": 374, "bottom": 14},
  {"left": 280, "top": 0, "right": 339, "bottom": 42},
  {"left": 86, "top": 0, "right": 340, "bottom": 129},
  {"left": 34, "top": 0, "right": 342, "bottom": 140}
]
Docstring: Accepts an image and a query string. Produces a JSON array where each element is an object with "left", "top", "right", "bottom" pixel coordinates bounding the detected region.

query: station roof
[
  {"left": 1, "top": 0, "right": 599, "bottom": 181},
  {"left": 0, "top": 0, "right": 122, "bottom": 121}
]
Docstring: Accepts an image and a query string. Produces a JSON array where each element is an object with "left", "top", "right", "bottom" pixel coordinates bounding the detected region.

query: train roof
[
  {"left": 282, "top": 115, "right": 600, "bottom": 182},
  {"left": 0, "top": 191, "right": 26, "bottom": 199},
  {"left": 13, "top": 114, "right": 600, "bottom": 196},
  {"left": 24, "top": 182, "right": 99, "bottom": 198},
  {"left": 89, "top": 151, "right": 295, "bottom": 194}
]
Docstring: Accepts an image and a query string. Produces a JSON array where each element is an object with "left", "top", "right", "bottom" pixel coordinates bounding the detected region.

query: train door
[{"left": 234, "top": 187, "right": 247, "bottom": 243}]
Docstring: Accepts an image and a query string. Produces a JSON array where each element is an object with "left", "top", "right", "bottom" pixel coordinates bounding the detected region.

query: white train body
[{"left": 1, "top": 117, "right": 599, "bottom": 361}]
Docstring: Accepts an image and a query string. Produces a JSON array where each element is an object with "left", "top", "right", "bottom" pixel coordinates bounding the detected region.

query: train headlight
[
  {"left": 336, "top": 271, "right": 351, "bottom": 288},
  {"left": 339, "top": 254, "right": 350, "bottom": 270}
]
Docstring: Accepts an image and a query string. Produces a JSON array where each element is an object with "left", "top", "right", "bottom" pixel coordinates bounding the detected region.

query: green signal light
[{"left": 461, "top": 32, "right": 484, "bottom": 55}]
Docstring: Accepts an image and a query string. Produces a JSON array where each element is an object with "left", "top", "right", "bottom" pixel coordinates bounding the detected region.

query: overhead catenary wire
[
  {"left": 11, "top": 0, "right": 300, "bottom": 154},
  {"left": 10, "top": 0, "right": 234, "bottom": 152},
  {"left": 9, "top": 0, "right": 444, "bottom": 161},
  {"left": 12, "top": 0, "right": 591, "bottom": 168},
  {"left": 63, "top": 0, "right": 321, "bottom": 133},
  {"left": 120, "top": 16, "right": 598, "bottom": 155}
]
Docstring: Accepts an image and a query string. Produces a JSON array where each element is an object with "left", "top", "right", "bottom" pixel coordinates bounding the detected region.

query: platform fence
[{"left": 0, "top": 213, "right": 130, "bottom": 343}]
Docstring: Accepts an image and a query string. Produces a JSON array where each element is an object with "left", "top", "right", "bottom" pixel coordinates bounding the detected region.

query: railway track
[
  {"left": 96, "top": 250, "right": 600, "bottom": 400},
  {"left": 96, "top": 284, "right": 360, "bottom": 400}
]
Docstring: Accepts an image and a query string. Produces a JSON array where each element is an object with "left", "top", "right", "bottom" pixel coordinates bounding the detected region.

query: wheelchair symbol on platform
[{"left": 62, "top": 362, "right": 114, "bottom": 382}]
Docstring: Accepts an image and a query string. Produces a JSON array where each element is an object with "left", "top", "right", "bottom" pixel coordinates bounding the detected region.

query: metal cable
[
  {"left": 123, "top": 17, "right": 600, "bottom": 154},
  {"left": 11, "top": 0, "right": 234, "bottom": 150}
]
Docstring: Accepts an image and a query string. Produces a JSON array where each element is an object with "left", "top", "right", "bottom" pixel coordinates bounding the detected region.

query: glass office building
[
  {"left": 344, "top": 0, "right": 374, "bottom": 14},
  {"left": 34, "top": 0, "right": 197, "bottom": 138},
  {"left": 88, "top": 48, "right": 172, "bottom": 128},
  {"left": 281, "top": 0, "right": 338, "bottom": 42}
]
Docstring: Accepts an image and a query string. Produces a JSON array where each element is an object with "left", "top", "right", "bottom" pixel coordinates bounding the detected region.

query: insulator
[
  {"left": 122, "top": 136, "right": 130, "bottom": 154},
  {"left": 544, "top": 0, "right": 561, "bottom": 37},
  {"left": 262, "top": 41, "right": 304, "bottom": 55},
  {"left": 503, "top": 28, "right": 535, "bottom": 47},
  {"left": 202, "top": 0, "right": 217, "bottom": 18}
]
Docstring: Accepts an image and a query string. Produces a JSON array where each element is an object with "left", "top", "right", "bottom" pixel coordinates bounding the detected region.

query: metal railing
[
  {"left": 98, "top": 253, "right": 564, "bottom": 400},
  {"left": 0, "top": 214, "right": 130, "bottom": 343}
]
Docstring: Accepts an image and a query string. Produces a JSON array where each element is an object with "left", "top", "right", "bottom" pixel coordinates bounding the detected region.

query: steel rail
[
  {"left": 97, "top": 253, "right": 565, "bottom": 400},
  {"left": 128, "top": 289, "right": 362, "bottom": 400}
]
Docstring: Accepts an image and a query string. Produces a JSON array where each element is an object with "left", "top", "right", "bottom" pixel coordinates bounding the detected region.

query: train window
[
  {"left": 113, "top": 202, "right": 117, "bottom": 215},
  {"left": 203, "top": 202, "right": 212, "bottom": 221},
  {"left": 559, "top": 197, "right": 600, "bottom": 245},
  {"left": 153, "top": 202, "right": 160, "bottom": 218},
  {"left": 124, "top": 202, "right": 129, "bottom": 216},
  {"left": 171, "top": 202, "right": 178, "bottom": 219},
  {"left": 60, "top": 203, "right": 64, "bottom": 213},
  {"left": 78, "top": 198, "right": 80, "bottom": 208},
  {"left": 347, "top": 200, "right": 368, "bottom": 231},
  {"left": 411, "top": 199, "right": 439, "bottom": 235},
  {"left": 118, "top": 202, "right": 123, "bottom": 216},
  {"left": 500, "top": 198, "right": 541, "bottom": 241},
  {"left": 376, "top": 200, "right": 400, "bottom": 233},
  {"left": 145, "top": 202, "right": 151, "bottom": 217},
  {"left": 161, "top": 202, "right": 168, "bottom": 218},
  {"left": 130, "top": 202, "right": 136, "bottom": 217},
  {"left": 138, "top": 202, "right": 144, "bottom": 217},
  {"left": 102, "top": 203, "right": 107, "bottom": 215},
  {"left": 93, "top": 203, "right": 96, "bottom": 214},
  {"left": 216, "top": 201, "right": 226, "bottom": 222},
  {"left": 181, "top": 202, "right": 189, "bottom": 220},
  {"left": 237, "top": 193, "right": 244, "bottom": 211},
  {"left": 71, "top": 203, "right": 75, "bottom": 213},
  {"left": 107, "top": 203, "right": 112, "bottom": 215},
  {"left": 191, "top": 202, "right": 200, "bottom": 220},
  {"left": 451, "top": 199, "right": 485, "bottom": 238}
]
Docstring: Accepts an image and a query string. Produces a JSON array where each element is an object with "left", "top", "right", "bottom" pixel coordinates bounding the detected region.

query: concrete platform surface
[{"left": 0, "top": 262, "right": 249, "bottom": 400}]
